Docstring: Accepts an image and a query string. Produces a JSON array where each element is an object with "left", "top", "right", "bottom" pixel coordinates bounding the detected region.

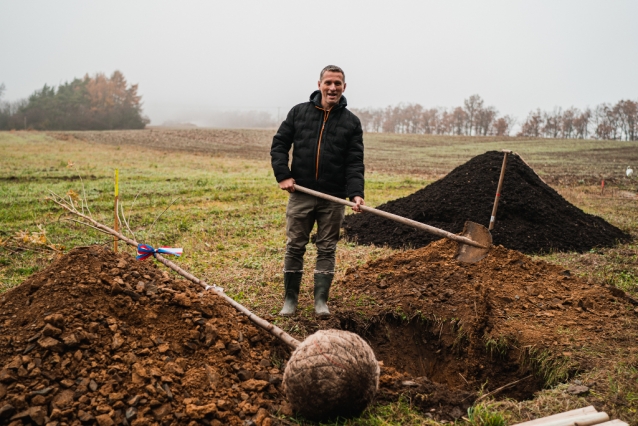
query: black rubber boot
[
  {"left": 314, "top": 273, "right": 333, "bottom": 318},
  {"left": 279, "top": 272, "right": 302, "bottom": 316}
]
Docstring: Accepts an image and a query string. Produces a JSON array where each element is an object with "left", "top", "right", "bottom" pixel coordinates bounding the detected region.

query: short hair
[{"left": 320, "top": 65, "right": 345, "bottom": 82}]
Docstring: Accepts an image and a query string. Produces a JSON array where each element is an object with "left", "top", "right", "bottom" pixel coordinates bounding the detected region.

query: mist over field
[
  {"left": 1, "top": 0, "right": 637, "bottom": 130},
  {"left": 2, "top": 2, "right": 638, "bottom": 425}
]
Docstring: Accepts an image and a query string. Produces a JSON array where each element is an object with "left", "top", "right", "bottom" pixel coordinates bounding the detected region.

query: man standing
[{"left": 270, "top": 65, "right": 365, "bottom": 318}]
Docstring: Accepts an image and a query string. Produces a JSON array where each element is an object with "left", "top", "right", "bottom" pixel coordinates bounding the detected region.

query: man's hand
[
  {"left": 352, "top": 196, "right": 364, "bottom": 213},
  {"left": 279, "top": 178, "right": 295, "bottom": 192}
]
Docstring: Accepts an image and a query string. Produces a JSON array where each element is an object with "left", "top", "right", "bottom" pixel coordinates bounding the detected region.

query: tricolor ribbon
[{"left": 136, "top": 244, "right": 183, "bottom": 261}]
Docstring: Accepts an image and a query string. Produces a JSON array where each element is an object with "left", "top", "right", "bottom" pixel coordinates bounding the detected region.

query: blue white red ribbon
[{"left": 136, "top": 244, "right": 183, "bottom": 261}]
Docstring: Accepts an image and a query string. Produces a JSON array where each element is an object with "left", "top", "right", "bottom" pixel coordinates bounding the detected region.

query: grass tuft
[
  {"left": 484, "top": 335, "right": 513, "bottom": 359},
  {"left": 520, "top": 346, "right": 575, "bottom": 387},
  {"left": 466, "top": 403, "right": 507, "bottom": 426},
  {"left": 281, "top": 396, "right": 438, "bottom": 425}
]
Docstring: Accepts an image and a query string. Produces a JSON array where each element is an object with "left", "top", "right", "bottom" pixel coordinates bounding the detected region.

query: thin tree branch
[
  {"left": 475, "top": 375, "right": 532, "bottom": 402},
  {"left": 127, "top": 191, "right": 141, "bottom": 229},
  {"left": 148, "top": 196, "right": 180, "bottom": 235},
  {"left": 119, "top": 201, "right": 136, "bottom": 240},
  {"left": 64, "top": 218, "right": 111, "bottom": 236},
  {"left": 49, "top": 196, "right": 300, "bottom": 350},
  {"left": 78, "top": 174, "right": 94, "bottom": 220}
]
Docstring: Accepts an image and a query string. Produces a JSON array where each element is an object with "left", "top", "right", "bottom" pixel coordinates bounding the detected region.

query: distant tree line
[
  {"left": 0, "top": 71, "right": 149, "bottom": 130},
  {"left": 352, "top": 95, "right": 638, "bottom": 140},
  {"left": 519, "top": 101, "right": 637, "bottom": 140},
  {"left": 352, "top": 95, "right": 515, "bottom": 136}
]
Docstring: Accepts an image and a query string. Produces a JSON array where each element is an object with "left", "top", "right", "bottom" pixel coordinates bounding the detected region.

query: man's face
[{"left": 318, "top": 71, "right": 346, "bottom": 109}]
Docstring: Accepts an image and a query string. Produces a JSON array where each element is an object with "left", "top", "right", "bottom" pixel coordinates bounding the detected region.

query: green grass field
[{"left": 1, "top": 129, "right": 638, "bottom": 425}]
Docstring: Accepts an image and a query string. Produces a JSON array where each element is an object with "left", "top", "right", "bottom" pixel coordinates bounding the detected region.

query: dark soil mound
[
  {"left": 343, "top": 151, "right": 630, "bottom": 253},
  {"left": 302, "top": 239, "right": 638, "bottom": 421},
  {"left": 0, "top": 246, "right": 288, "bottom": 426}
]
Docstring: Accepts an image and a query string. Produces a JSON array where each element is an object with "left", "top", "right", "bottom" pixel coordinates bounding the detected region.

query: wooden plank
[
  {"left": 514, "top": 406, "right": 598, "bottom": 426},
  {"left": 516, "top": 412, "right": 609, "bottom": 426},
  {"left": 595, "top": 421, "right": 628, "bottom": 426}
]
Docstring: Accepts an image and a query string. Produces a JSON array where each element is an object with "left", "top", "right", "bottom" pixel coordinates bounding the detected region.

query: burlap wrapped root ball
[{"left": 283, "top": 329, "right": 380, "bottom": 420}]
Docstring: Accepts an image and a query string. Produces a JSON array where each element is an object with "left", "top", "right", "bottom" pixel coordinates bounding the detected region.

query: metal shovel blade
[{"left": 455, "top": 221, "right": 493, "bottom": 263}]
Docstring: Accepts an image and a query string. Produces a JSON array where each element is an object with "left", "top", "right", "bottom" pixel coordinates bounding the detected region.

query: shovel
[{"left": 293, "top": 184, "right": 492, "bottom": 263}]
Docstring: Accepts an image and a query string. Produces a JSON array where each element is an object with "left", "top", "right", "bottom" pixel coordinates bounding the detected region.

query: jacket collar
[{"left": 309, "top": 90, "right": 347, "bottom": 110}]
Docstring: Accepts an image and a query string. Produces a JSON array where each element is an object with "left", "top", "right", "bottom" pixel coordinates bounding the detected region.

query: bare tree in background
[
  {"left": 541, "top": 108, "right": 562, "bottom": 138},
  {"left": 0, "top": 83, "right": 28, "bottom": 130},
  {"left": 561, "top": 108, "right": 576, "bottom": 138},
  {"left": 439, "top": 109, "right": 454, "bottom": 135},
  {"left": 355, "top": 108, "right": 373, "bottom": 132},
  {"left": 452, "top": 107, "right": 468, "bottom": 135},
  {"left": 0, "top": 83, "right": 7, "bottom": 129},
  {"left": 573, "top": 108, "right": 591, "bottom": 139},
  {"left": 475, "top": 105, "right": 498, "bottom": 136},
  {"left": 519, "top": 109, "right": 543, "bottom": 137},
  {"left": 616, "top": 100, "right": 638, "bottom": 141},
  {"left": 593, "top": 104, "right": 615, "bottom": 140},
  {"left": 421, "top": 108, "right": 439, "bottom": 134},
  {"left": 370, "top": 108, "right": 384, "bottom": 133},
  {"left": 463, "top": 94, "right": 484, "bottom": 135},
  {"left": 493, "top": 115, "right": 515, "bottom": 136}
]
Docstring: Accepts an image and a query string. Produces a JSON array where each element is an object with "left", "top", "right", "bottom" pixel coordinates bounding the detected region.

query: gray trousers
[{"left": 284, "top": 191, "right": 345, "bottom": 274}]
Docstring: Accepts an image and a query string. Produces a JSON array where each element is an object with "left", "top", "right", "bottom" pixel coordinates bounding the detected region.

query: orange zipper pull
[{"left": 315, "top": 109, "right": 331, "bottom": 180}]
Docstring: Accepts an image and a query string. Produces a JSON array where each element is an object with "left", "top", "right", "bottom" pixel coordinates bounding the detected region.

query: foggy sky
[{"left": 1, "top": 0, "right": 637, "bottom": 126}]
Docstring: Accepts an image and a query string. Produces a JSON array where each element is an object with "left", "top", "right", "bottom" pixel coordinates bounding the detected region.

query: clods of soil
[
  {"left": 0, "top": 246, "right": 289, "bottom": 426},
  {"left": 294, "top": 239, "right": 638, "bottom": 421},
  {"left": 3, "top": 242, "right": 638, "bottom": 425},
  {"left": 343, "top": 151, "right": 630, "bottom": 253}
]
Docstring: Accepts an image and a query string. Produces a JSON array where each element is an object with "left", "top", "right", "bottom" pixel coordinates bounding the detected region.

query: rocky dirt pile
[
  {"left": 0, "top": 246, "right": 289, "bottom": 426},
  {"left": 343, "top": 151, "right": 630, "bottom": 253},
  {"left": 296, "top": 239, "right": 638, "bottom": 421}
]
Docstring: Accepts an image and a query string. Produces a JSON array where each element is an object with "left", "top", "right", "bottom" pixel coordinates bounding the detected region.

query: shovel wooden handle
[
  {"left": 489, "top": 151, "right": 509, "bottom": 231},
  {"left": 293, "top": 184, "right": 488, "bottom": 249}
]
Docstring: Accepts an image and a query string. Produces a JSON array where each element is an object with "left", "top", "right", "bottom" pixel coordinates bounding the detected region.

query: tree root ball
[{"left": 283, "top": 329, "right": 380, "bottom": 420}]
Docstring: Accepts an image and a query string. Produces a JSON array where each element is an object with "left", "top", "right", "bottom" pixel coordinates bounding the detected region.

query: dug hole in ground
[{"left": 312, "top": 239, "right": 638, "bottom": 420}]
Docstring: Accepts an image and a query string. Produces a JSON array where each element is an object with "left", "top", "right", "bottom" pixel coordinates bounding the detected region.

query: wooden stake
[
  {"left": 114, "top": 169, "right": 119, "bottom": 252},
  {"left": 489, "top": 150, "right": 510, "bottom": 231}
]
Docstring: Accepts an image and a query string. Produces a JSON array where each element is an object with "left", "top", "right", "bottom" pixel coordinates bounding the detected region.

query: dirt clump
[
  {"left": 343, "top": 151, "right": 630, "bottom": 253},
  {"left": 0, "top": 246, "right": 288, "bottom": 426}
]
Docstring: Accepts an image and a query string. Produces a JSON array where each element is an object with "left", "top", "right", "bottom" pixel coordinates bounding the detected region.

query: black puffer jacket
[{"left": 270, "top": 90, "right": 364, "bottom": 200}]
